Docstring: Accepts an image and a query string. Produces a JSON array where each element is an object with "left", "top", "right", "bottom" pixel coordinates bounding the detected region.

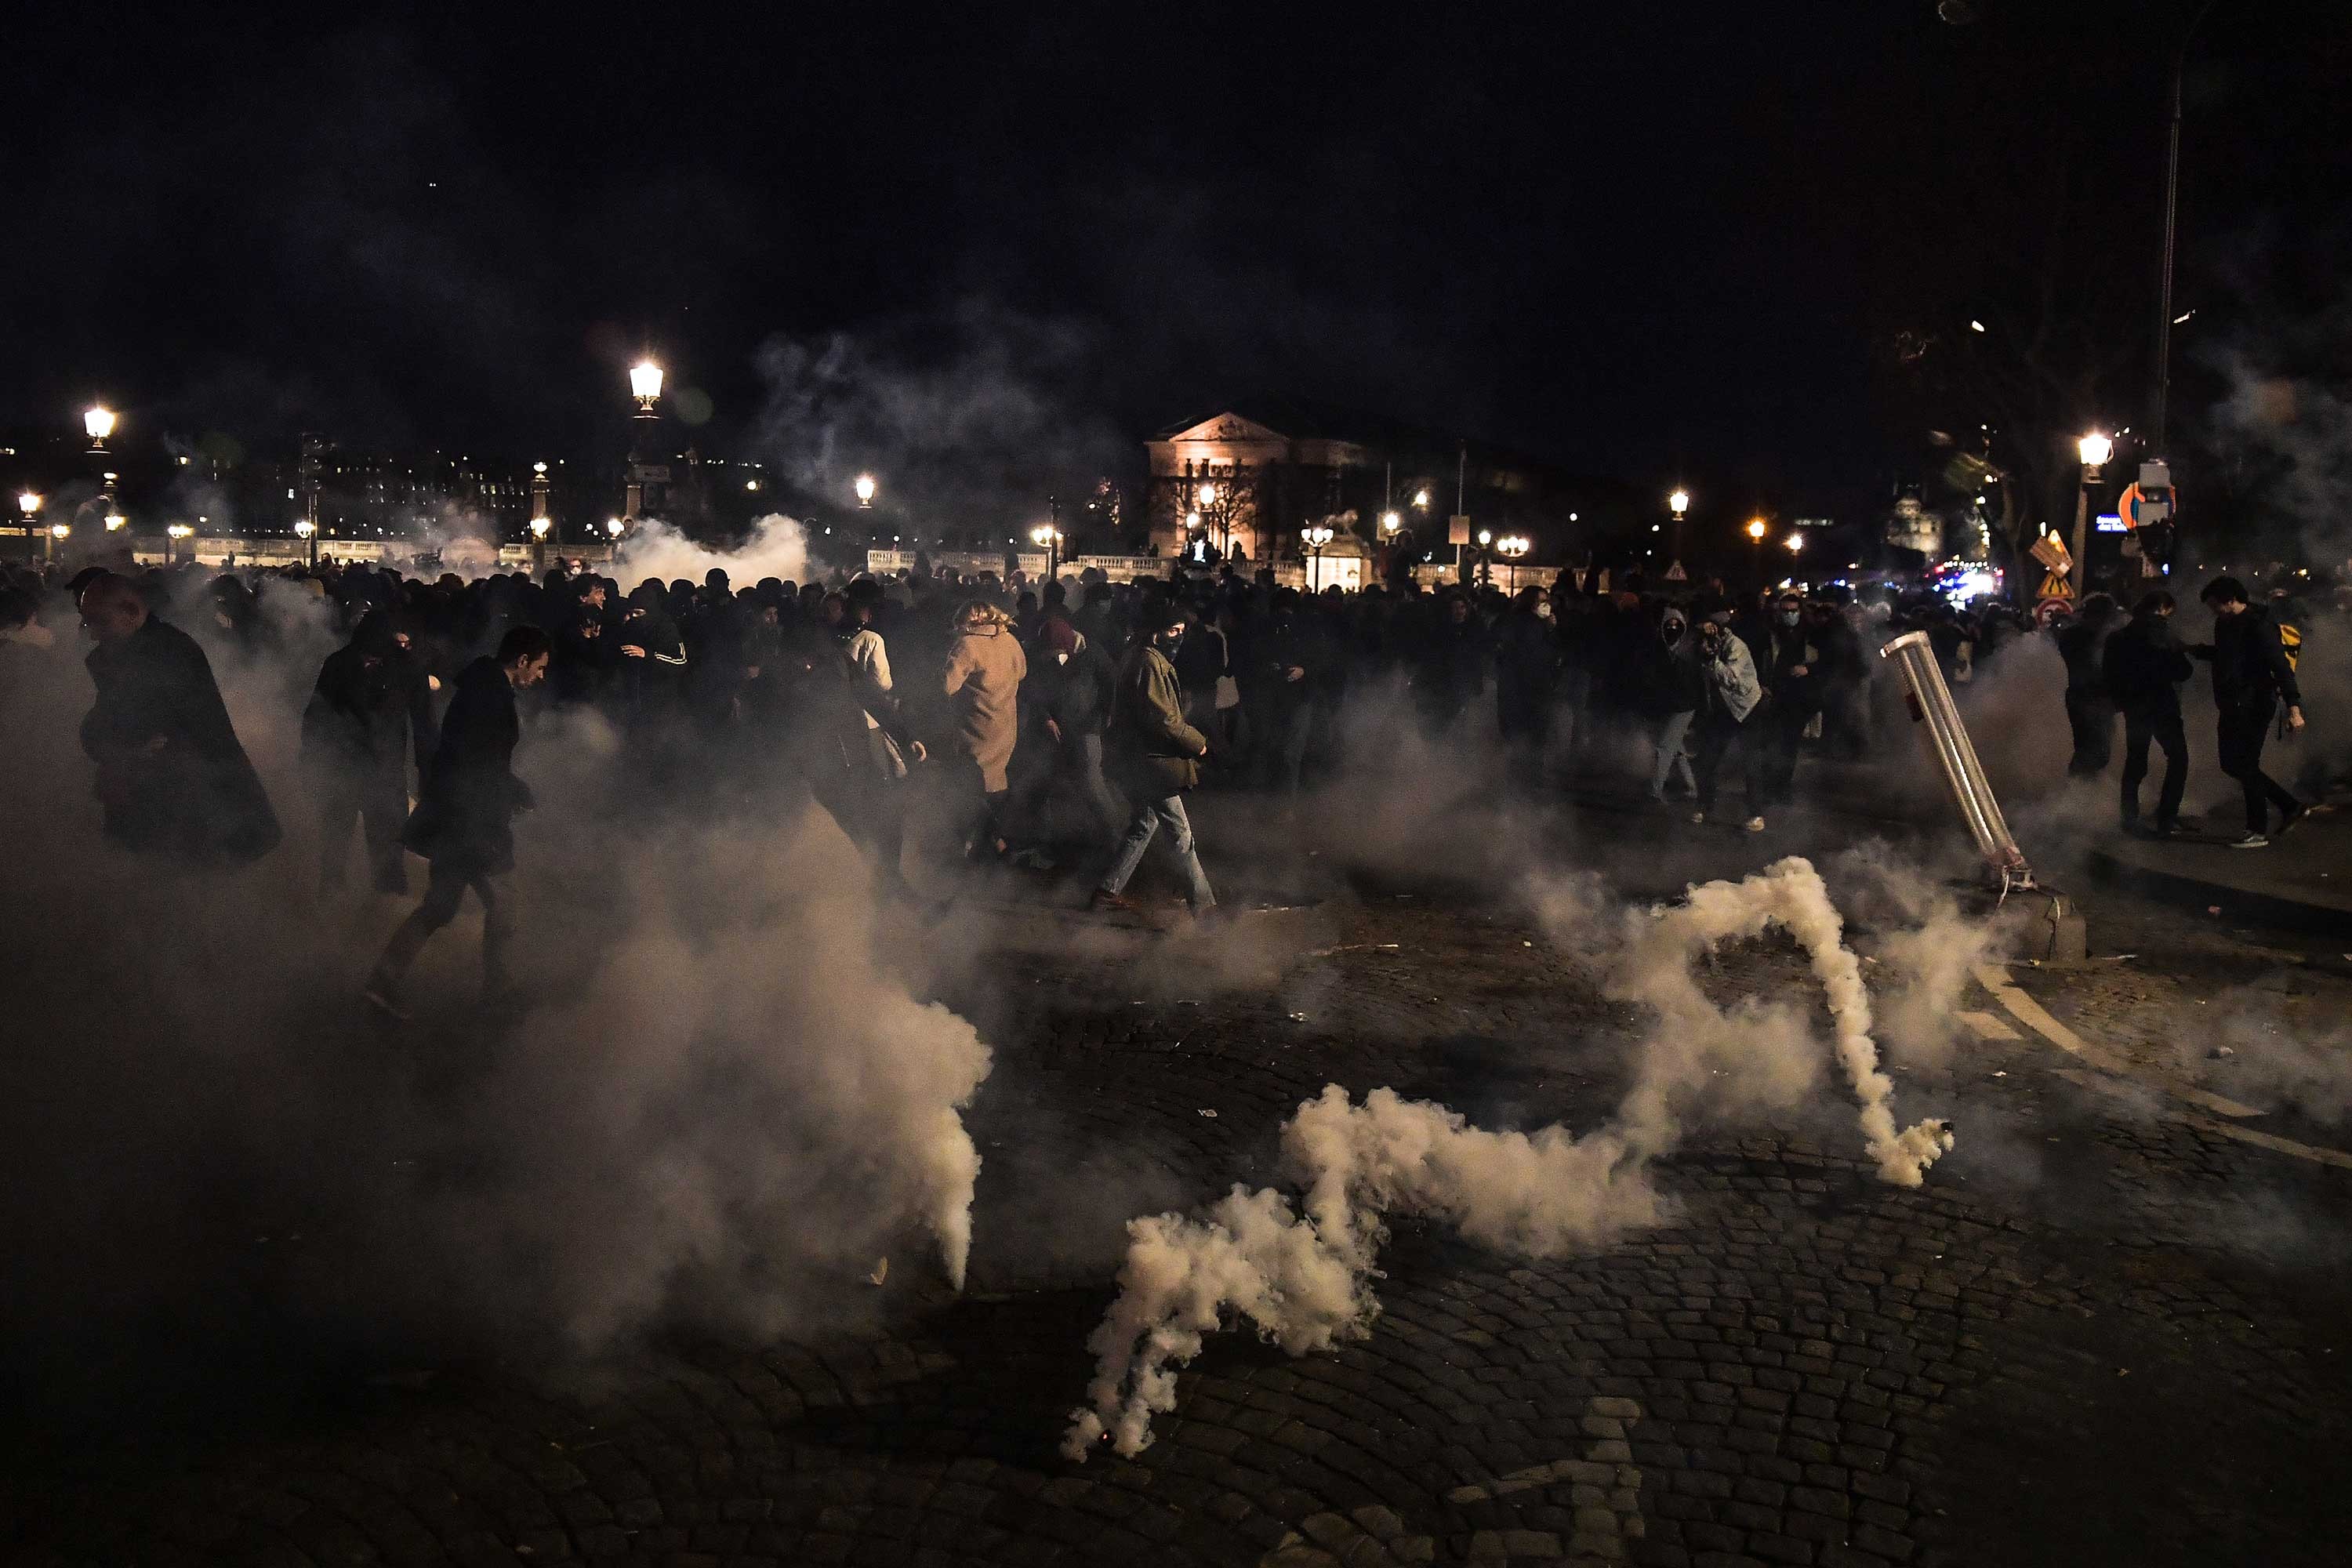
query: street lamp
[
  {"left": 1784, "top": 532, "right": 1804, "bottom": 554},
  {"left": 629, "top": 359, "right": 663, "bottom": 412},
  {"left": 1412, "top": 488, "right": 1431, "bottom": 510},
  {"left": 84, "top": 405, "right": 115, "bottom": 448},
  {"left": 105, "top": 513, "right": 126, "bottom": 532},
  {"left": 1669, "top": 488, "right": 1690, "bottom": 568},
  {"left": 606, "top": 517, "right": 626, "bottom": 543},
  {"left": 1029, "top": 522, "right": 1062, "bottom": 581},
  {"left": 2069, "top": 432, "right": 2113, "bottom": 600},
  {"left": 294, "top": 514, "right": 317, "bottom": 568},
  {"left": 1495, "top": 533, "right": 1530, "bottom": 592},
  {"left": 1301, "top": 521, "right": 1334, "bottom": 591},
  {"left": 529, "top": 514, "right": 552, "bottom": 572},
  {"left": 1747, "top": 517, "right": 1768, "bottom": 587},
  {"left": 855, "top": 473, "right": 877, "bottom": 509},
  {"left": 165, "top": 521, "right": 193, "bottom": 566}
]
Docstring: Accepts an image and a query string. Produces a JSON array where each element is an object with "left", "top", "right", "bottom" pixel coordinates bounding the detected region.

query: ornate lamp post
[
  {"left": 1496, "top": 533, "right": 1530, "bottom": 592},
  {"left": 1668, "top": 488, "right": 1690, "bottom": 568},
  {"left": 1301, "top": 521, "right": 1334, "bottom": 591},
  {"left": 1746, "top": 517, "right": 1769, "bottom": 588},
  {"left": 18, "top": 491, "right": 42, "bottom": 563},
  {"left": 165, "top": 521, "right": 193, "bottom": 566},
  {"left": 1029, "top": 521, "right": 1063, "bottom": 581},
  {"left": 855, "top": 473, "right": 877, "bottom": 509},
  {"left": 625, "top": 359, "right": 662, "bottom": 521},
  {"left": 529, "top": 515, "right": 552, "bottom": 572},
  {"left": 294, "top": 515, "right": 317, "bottom": 568}
]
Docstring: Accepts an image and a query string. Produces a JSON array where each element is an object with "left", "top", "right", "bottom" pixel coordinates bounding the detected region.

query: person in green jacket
[{"left": 1091, "top": 610, "right": 1216, "bottom": 916}]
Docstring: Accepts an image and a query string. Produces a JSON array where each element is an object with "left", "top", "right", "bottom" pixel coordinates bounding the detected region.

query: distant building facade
[{"left": 1144, "top": 400, "right": 1632, "bottom": 573}]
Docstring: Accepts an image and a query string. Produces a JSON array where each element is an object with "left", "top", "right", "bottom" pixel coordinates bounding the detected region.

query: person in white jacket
[{"left": 1685, "top": 612, "right": 1769, "bottom": 833}]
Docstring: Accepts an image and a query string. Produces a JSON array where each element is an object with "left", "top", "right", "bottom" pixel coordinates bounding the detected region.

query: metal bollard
[{"left": 1880, "top": 630, "right": 2034, "bottom": 892}]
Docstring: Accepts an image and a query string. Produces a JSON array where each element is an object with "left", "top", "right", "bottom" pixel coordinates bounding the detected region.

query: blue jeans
[
  {"left": 1649, "top": 710, "right": 1697, "bottom": 798},
  {"left": 1099, "top": 793, "right": 1215, "bottom": 909}
]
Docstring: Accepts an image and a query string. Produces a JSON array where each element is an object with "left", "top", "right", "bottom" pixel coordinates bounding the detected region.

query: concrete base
[
  {"left": 1937, "top": 880, "right": 2090, "bottom": 966},
  {"left": 1965, "top": 884, "right": 2089, "bottom": 967}
]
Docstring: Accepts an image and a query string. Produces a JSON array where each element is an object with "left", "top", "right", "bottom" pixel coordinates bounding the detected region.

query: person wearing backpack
[{"left": 2190, "top": 576, "right": 2307, "bottom": 848}]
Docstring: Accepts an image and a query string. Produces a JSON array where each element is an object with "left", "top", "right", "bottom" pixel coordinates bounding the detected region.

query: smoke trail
[
  {"left": 1065, "top": 858, "right": 1950, "bottom": 1461},
  {"left": 1062, "top": 1086, "right": 1658, "bottom": 1461},
  {"left": 1616, "top": 856, "right": 1954, "bottom": 1187}
]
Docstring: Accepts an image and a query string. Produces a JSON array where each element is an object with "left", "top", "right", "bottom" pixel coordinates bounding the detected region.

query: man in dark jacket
[
  {"left": 301, "top": 611, "right": 436, "bottom": 893},
  {"left": 77, "top": 573, "right": 280, "bottom": 865},
  {"left": 1742, "top": 592, "right": 1818, "bottom": 804},
  {"left": 1092, "top": 615, "right": 1215, "bottom": 916},
  {"left": 1414, "top": 592, "right": 1490, "bottom": 730},
  {"left": 2190, "top": 576, "right": 2307, "bottom": 847},
  {"left": 2055, "top": 594, "right": 2119, "bottom": 777},
  {"left": 365, "top": 626, "right": 550, "bottom": 1016},
  {"left": 1032, "top": 615, "right": 1124, "bottom": 843},
  {"left": 2102, "top": 590, "right": 2193, "bottom": 837}
]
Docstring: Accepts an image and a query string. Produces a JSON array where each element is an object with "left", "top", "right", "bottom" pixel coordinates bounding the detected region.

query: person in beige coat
[{"left": 942, "top": 599, "right": 1028, "bottom": 856}]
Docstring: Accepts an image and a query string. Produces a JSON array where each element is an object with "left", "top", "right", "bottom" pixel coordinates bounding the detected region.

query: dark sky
[{"left": 5, "top": 1, "right": 2344, "bottom": 524}]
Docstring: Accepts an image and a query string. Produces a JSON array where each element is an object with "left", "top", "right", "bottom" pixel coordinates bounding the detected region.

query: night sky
[{"left": 7, "top": 2, "right": 2345, "bottom": 527}]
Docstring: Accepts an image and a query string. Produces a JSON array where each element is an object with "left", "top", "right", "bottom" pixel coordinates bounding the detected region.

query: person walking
[
  {"left": 76, "top": 572, "right": 280, "bottom": 866},
  {"left": 2101, "top": 590, "right": 2194, "bottom": 837},
  {"left": 1093, "top": 612, "right": 1215, "bottom": 917},
  {"left": 1638, "top": 605, "right": 1703, "bottom": 804},
  {"left": 364, "top": 626, "right": 550, "bottom": 1017},
  {"left": 300, "top": 611, "right": 437, "bottom": 894},
  {"left": 940, "top": 599, "right": 1028, "bottom": 859},
  {"left": 2056, "top": 594, "right": 2119, "bottom": 778},
  {"left": 1686, "top": 612, "right": 1769, "bottom": 833},
  {"left": 2190, "top": 576, "right": 2306, "bottom": 848}
]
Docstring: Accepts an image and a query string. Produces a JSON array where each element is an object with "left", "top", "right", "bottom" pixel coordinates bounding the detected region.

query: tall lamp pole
[
  {"left": 626, "top": 359, "right": 662, "bottom": 521},
  {"left": 2073, "top": 433, "right": 2111, "bottom": 601},
  {"left": 1746, "top": 517, "right": 1768, "bottom": 589},
  {"left": 2153, "top": 0, "right": 2221, "bottom": 457},
  {"left": 1669, "top": 488, "right": 1690, "bottom": 572}
]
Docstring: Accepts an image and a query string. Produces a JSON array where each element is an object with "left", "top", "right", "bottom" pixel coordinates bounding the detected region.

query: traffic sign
[
  {"left": 1447, "top": 515, "right": 1471, "bottom": 545},
  {"left": 1664, "top": 560, "right": 1688, "bottom": 582}
]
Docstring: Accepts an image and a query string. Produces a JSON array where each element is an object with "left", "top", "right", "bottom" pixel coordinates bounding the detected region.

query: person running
[
  {"left": 365, "top": 626, "right": 550, "bottom": 1017},
  {"left": 2189, "top": 576, "right": 2306, "bottom": 848},
  {"left": 2101, "top": 590, "right": 2192, "bottom": 837},
  {"left": 1093, "top": 610, "right": 1215, "bottom": 918}
]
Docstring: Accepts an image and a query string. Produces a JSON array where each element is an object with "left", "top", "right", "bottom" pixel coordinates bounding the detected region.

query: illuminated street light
[
  {"left": 1785, "top": 532, "right": 1805, "bottom": 554},
  {"left": 629, "top": 359, "right": 663, "bottom": 411},
  {"left": 1412, "top": 488, "right": 1431, "bottom": 510},
  {"left": 166, "top": 523, "right": 193, "bottom": 538},
  {"left": 1301, "top": 521, "right": 1334, "bottom": 591},
  {"left": 1746, "top": 518, "right": 1768, "bottom": 542},
  {"left": 529, "top": 517, "right": 551, "bottom": 540},
  {"left": 533, "top": 461, "right": 548, "bottom": 474},
  {"left": 606, "top": 517, "right": 625, "bottom": 540},
  {"left": 1197, "top": 481, "right": 1217, "bottom": 507},
  {"left": 84, "top": 405, "right": 116, "bottom": 446},
  {"left": 16, "top": 491, "right": 39, "bottom": 518},
  {"left": 1669, "top": 489, "right": 1690, "bottom": 517},
  {"left": 2078, "top": 432, "right": 2113, "bottom": 467},
  {"left": 49, "top": 522, "right": 70, "bottom": 540},
  {"left": 105, "top": 513, "right": 126, "bottom": 532},
  {"left": 1185, "top": 510, "right": 1203, "bottom": 531},
  {"left": 746, "top": 478, "right": 760, "bottom": 492},
  {"left": 294, "top": 517, "right": 315, "bottom": 539},
  {"left": 855, "top": 473, "right": 877, "bottom": 508},
  {"left": 1380, "top": 510, "right": 1402, "bottom": 536},
  {"left": 1029, "top": 521, "right": 1064, "bottom": 579}
]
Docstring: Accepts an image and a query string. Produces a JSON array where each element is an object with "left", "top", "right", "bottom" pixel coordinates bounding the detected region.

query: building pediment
[{"left": 1157, "top": 411, "right": 1293, "bottom": 447}]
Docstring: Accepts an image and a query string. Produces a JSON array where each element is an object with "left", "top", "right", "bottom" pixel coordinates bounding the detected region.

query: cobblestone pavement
[{"left": 6, "top": 808, "right": 2351, "bottom": 1568}]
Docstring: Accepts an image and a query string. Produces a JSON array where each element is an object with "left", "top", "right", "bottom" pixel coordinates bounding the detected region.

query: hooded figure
[
  {"left": 77, "top": 574, "right": 280, "bottom": 866},
  {"left": 941, "top": 600, "right": 1029, "bottom": 859},
  {"left": 300, "top": 610, "right": 437, "bottom": 893}
]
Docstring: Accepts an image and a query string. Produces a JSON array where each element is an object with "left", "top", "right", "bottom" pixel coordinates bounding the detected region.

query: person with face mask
[
  {"left": 1686, "top": 612, "right": 1769, "bottom": 832},
  {"left": 1748, "top": 593, "right": 1819, "bottom": 805},
  {"left": 1094, "top": 613, "right": 1215, "bottom": 917},
  {"left": 1639, "top": 604, "right": 1703, "bottom": 803}
]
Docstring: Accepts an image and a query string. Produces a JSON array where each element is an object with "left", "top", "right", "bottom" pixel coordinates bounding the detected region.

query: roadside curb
[{"left": 2084, "top": 845, "right": 2352, "bottom": 935}]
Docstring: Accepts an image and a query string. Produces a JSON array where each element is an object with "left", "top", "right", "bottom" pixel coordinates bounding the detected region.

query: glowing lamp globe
[
  {"left": 1669, "top": 489, "right": 1690, "bottom": 517},
  {"left": 85, "top": 405, "right": 116, "bottom": 441},
  {"left": 1747, "top": 519, "right": 1768, "bottom": 541},
  {"left": 629, "top": 360, "right": 663, "bottom": 405},
  {"left": 2078, "top": 433, "right": 2113, "bottom": 467}
]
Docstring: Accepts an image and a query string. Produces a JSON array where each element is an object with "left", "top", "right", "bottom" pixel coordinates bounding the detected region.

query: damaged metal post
[{"left": 1880, "top": 630, "right": 2032, "bottom": 891}]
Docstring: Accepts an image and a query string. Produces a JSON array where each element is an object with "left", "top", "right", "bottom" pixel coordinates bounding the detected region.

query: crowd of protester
[{"left": 1, "top": 548, "right": 2339, "bottom": 1007}]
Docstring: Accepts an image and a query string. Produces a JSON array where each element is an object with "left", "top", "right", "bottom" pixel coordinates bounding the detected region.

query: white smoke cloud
[
  {"left": 612, "top": 511, "right": 811, "bottom": 589},
  {"left": 1065, "top": 858, "right": 1950, "bottom": 1461}
]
